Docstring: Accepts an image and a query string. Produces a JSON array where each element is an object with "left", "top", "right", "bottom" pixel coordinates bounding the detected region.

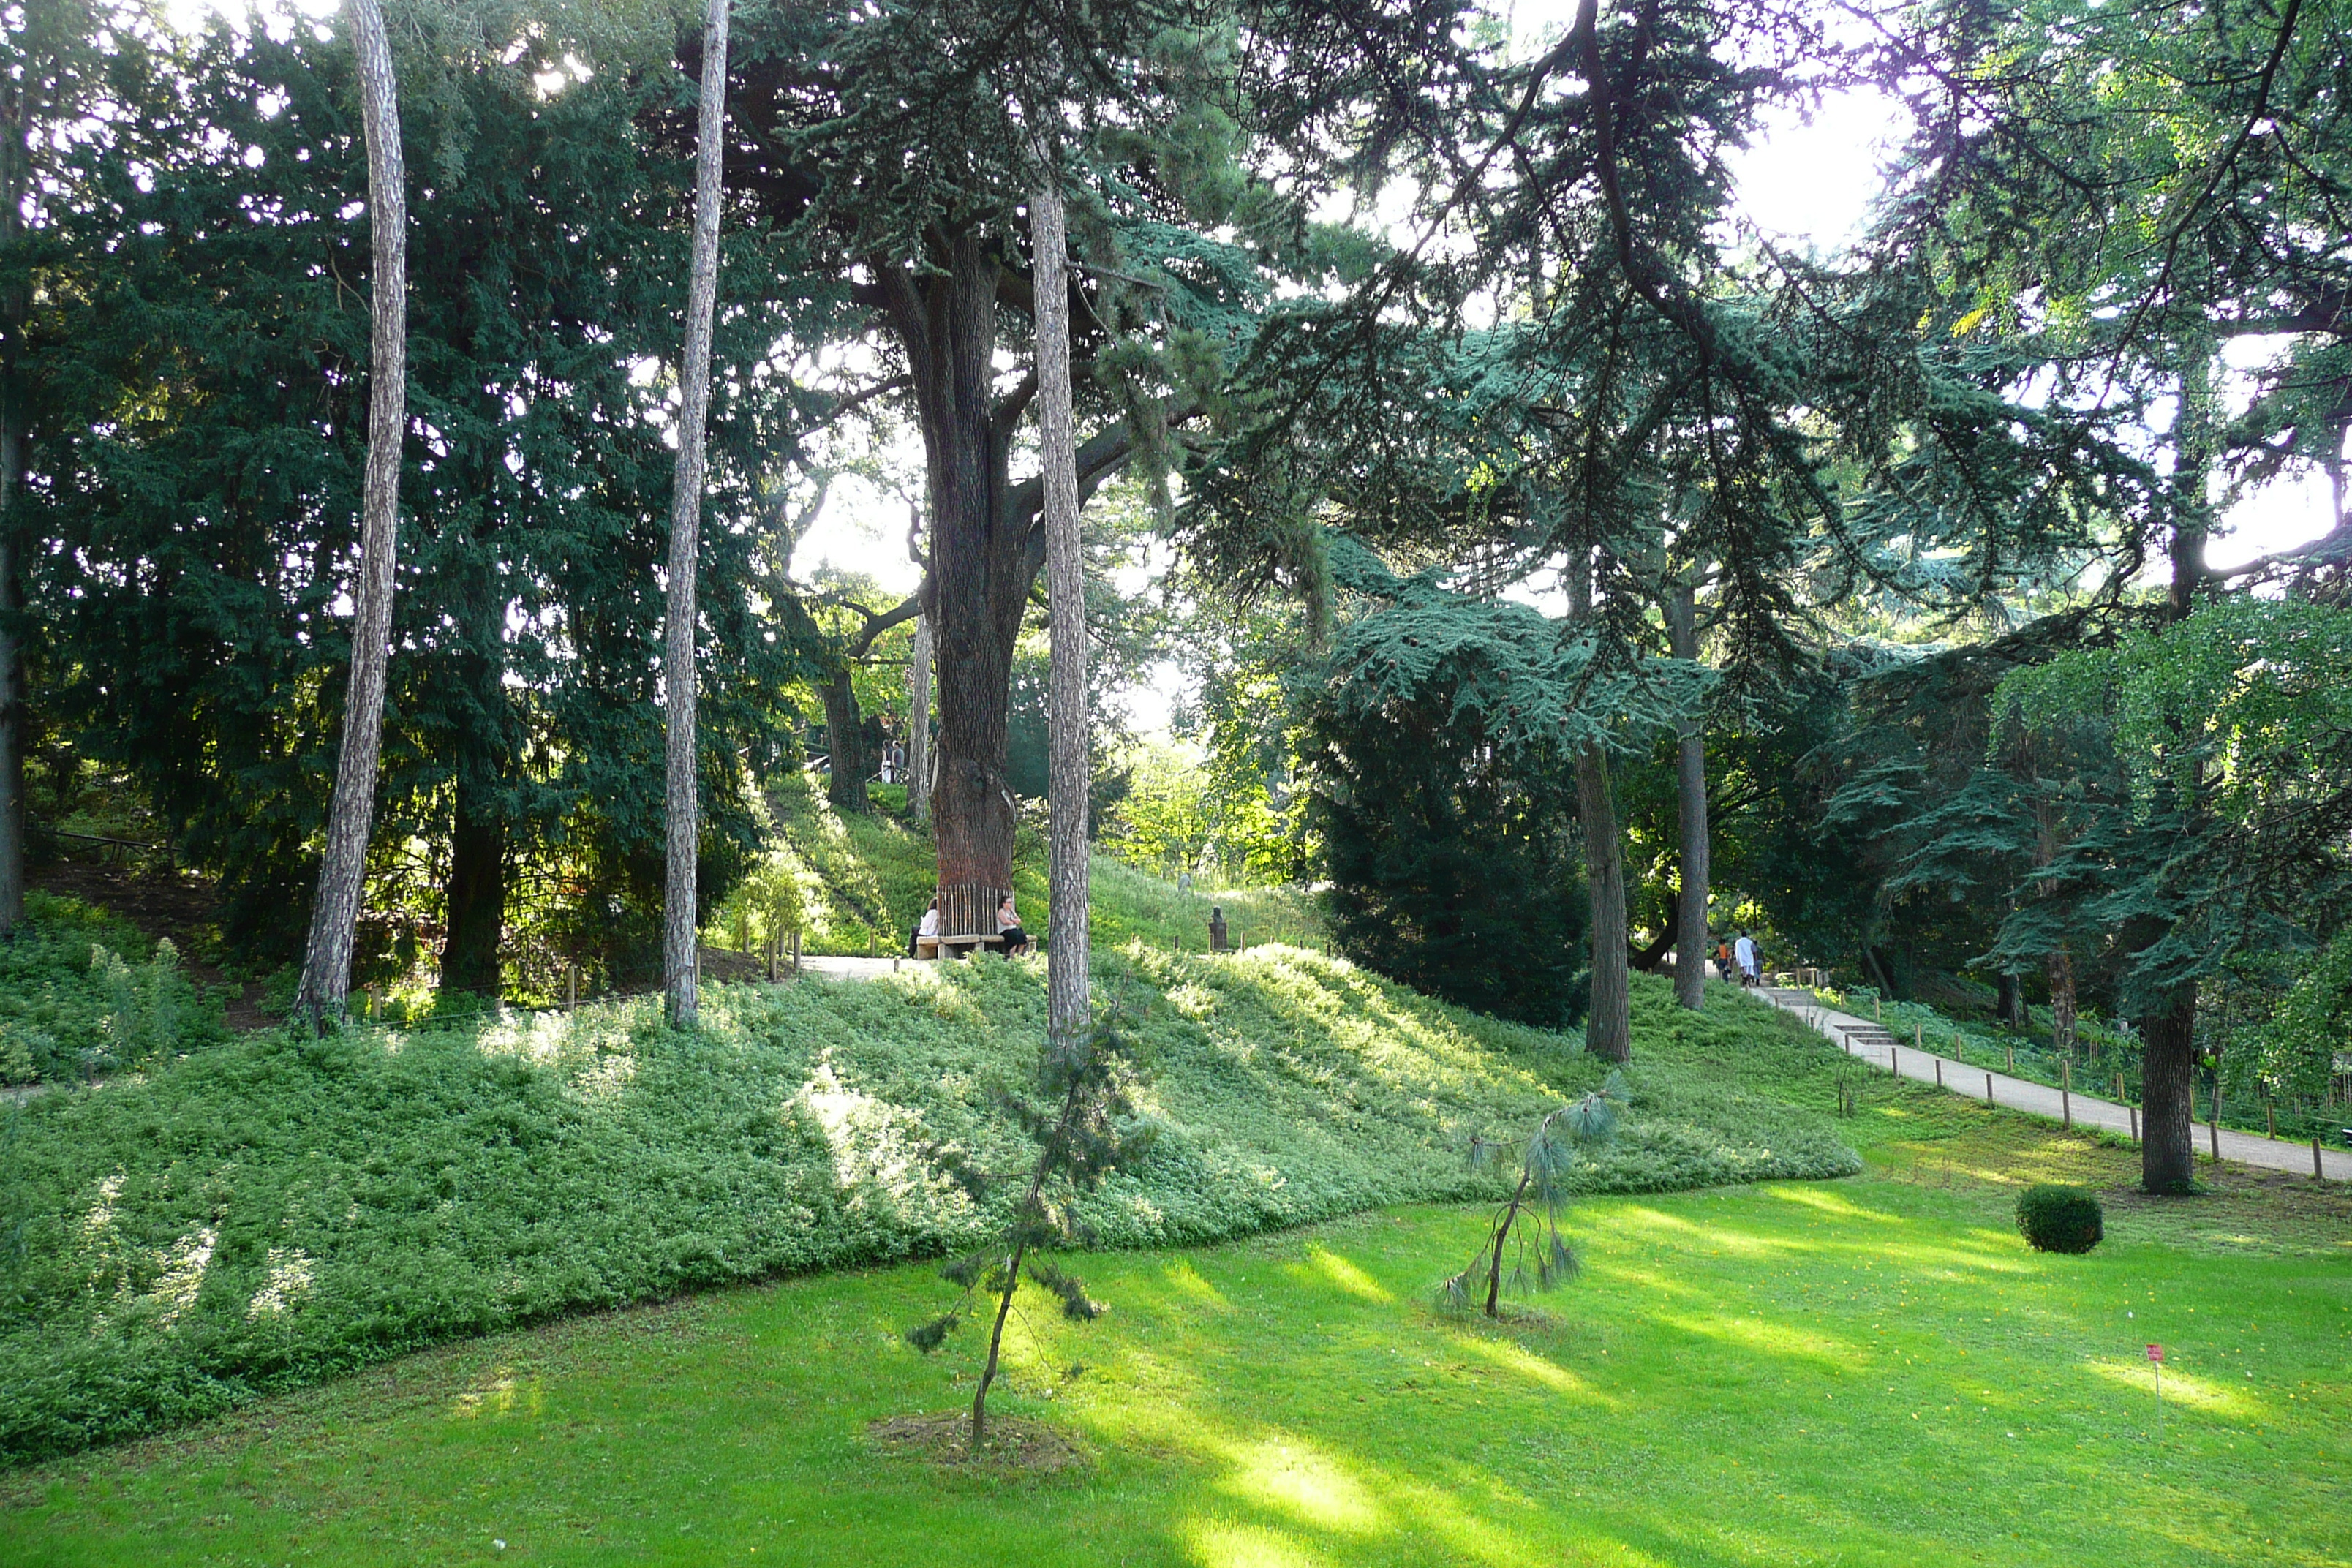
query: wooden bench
[{"left": 914, "top": 932, "right": 995, "bottom": 961}]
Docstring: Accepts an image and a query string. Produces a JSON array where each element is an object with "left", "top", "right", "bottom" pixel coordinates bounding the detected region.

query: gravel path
[{"left": 1757, "top": 987, "right": 2351, "bottom": 1183}]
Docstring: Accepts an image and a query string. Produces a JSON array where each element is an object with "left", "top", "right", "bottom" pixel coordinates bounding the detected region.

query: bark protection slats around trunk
[
  {"left": 661, "top": 0, "right": 731, "bottom": 1029},
  {"left": 292, "top": 0, "right": 406, "bottom": 1028}
]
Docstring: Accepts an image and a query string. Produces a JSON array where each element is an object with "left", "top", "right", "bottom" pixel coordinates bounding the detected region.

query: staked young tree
[
  {"left": 291, "top": 0, "right": 407, "bottom": 1029},
  {"left": 660, "top": 0, "right": 730, "bottom": 1030}
]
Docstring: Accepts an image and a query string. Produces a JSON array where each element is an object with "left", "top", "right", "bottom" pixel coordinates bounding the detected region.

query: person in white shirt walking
[{"left": 1733, "top": 930, "right": 1760, "bottom": 987}]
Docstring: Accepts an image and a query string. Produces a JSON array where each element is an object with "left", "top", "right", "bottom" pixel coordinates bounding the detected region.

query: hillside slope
[{"left": 0, "top": 955, "right": 1850, "bottom": 1463}]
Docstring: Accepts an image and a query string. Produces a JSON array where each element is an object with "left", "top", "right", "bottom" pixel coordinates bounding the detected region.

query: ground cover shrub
[
  {"left": 0, "top": 950, "right": 1853, "bottom": 1463},
  {"left": 2016, "top": 1183, "right": 2104, "bottom": 1253},
  {"left": 0, "top": 893, "right": 232, "bottom": 1085}
]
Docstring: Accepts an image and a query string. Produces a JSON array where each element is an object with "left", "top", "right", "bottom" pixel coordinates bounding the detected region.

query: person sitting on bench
[
  {"left": 909, "top": 898, "right": 937, "bottom": 957},
  {"left": 993, "top": 892, "right": 1030, "bottom": 956}
]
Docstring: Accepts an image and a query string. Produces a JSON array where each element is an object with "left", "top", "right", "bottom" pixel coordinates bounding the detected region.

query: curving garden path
[{"left": 1757, "top": 987, "right": 2351, "bottom": 1183}]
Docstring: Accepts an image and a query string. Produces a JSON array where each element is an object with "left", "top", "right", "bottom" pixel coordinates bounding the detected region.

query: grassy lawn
[{"left": 6, "top": 1111, "right": 2348, "bottom": 1567}]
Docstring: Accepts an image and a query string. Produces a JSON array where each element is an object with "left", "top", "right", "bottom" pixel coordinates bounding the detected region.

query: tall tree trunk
[
  {"left": 877, "top": 239, "right": 1025, "bottom": 938},
  {"left": 1032, "top": 162, "right": 1088, "bottom": 1040},
  {"left": 906, "top": 612, "right": 932, "bottom": 821},
  {"left": 2048, "top": 949, "right": 2077, "bottom": 1059},
  {"left": 1578, "top": 745, "right": 1631, "bottom": 1061},
  {"left": 1665, "top": 581, "right": 1708, "bottom": 1011},
  {"left": 1569, "top": 550, "right": 1630, "bottom": 1060},
  {"left": 660, "top": 0, "right": 729, "bottom": 1029},
  {"left": 2140, "top": 991, "right": 2198, "bottom": 1191},
  {"left": 818, "top": 667, "right": 869, "bottom": 814},
  {"left": 292, "top": 0, "right": 405, "bottom": 1028},
  {"left": 0, "top": 428, "right": 21, "bottom": 943},
  {"left": 0, "top": 73, "right": 26, "bottom": 939},
  {"left": 2130, "top": 346, "right": 2215, "bottom": 1191},
  {"left": 439, "top": 772, "right": 505, "bottom": 992}
]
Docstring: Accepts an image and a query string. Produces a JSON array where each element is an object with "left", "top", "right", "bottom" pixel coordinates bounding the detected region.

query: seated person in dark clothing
[{"left": 992, "top": 892, "right": 1030, "bottom": 956}]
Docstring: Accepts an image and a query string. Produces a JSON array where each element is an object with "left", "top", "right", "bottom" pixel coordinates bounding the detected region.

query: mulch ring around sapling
[{"left": 865, "top": 1412, "right": 1089, "bottom": 1474}]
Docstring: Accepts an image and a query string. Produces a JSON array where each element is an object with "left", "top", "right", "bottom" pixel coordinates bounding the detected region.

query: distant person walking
[{"left": 1734, "top": 930, "right": 1760, "bottom": 987}]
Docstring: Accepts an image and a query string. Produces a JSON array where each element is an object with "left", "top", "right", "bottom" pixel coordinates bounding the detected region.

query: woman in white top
[{"left": 908, "top": 899, "right": 938, "bottom": 957}]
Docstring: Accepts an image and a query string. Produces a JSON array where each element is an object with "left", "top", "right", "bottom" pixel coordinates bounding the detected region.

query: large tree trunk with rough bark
[
  {"left": 1578, "top": 742, "right": 1632, "bottom": 1062},
  {"left": 1665, "top": 581, "right": 1708, "bottom": 1010},
  {"left": 2133, "top": 347, "right": 2214, "bottom": 1194},
  {"left": 1032, "top": 164, "right": 1088, "bottom": 1039},
  {"left": 439, "top": 773, "right": 506, "bottom": 992},
  {"left": 818, "top": 668, "right": 870, "bottom": 814},
  {"left": 905, "top": 613, "right": 932, "bottom": 821},
  {"left": 875, "top": 238, "right": 1028, "bottom": 938},
  {"left": 2139, "top": 987, "right": 2199, "bottom": 1192},
  {"left": 292, "top": 0, "right": 405, "bottom": 1028},
  {"left": 660, "top": 0, "right": 729, "bottom": 1029}
]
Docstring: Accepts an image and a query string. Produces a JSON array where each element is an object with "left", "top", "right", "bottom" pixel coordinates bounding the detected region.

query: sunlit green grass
[{"left": 7, "top": 1154, "right": 2346, "bottom": 1567}]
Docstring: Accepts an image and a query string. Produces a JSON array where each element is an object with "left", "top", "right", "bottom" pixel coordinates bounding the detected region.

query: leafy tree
[
  {"left": 28, "top": 9, "right": 821, "bottom": 983},
  {"left": 905, "top": 1008, "right": 1153, "bottom": 1449},
  {"left": 1995, "top": 596, "right": 2352, "bottom": 1188},
  {"left": 714, "top": 3, "right": 1278, "bottom": 938}
]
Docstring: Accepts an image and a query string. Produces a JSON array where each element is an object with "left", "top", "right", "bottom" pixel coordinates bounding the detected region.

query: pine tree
[
  {"left": 292, "top": 0, "right": 407, "bottom": 1028},
  {"left": 660, "top": 0, "right": 729, "bottom": 1030}
]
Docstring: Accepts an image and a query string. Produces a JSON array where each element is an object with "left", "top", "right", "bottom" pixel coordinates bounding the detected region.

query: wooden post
[
  {"left": 2318, "top": 1131, "right": 2326, "bottom": 1180},
  {"left": 2062, "top": 1058, "right": 2071, "bottom": 1130},
  {"left": 791, "top": 930, "right": 801, "bottom": 976},
  {"left": 1891, "top": 1044, "right": 1901, "bottom": 1079},
  {"left": 2266, "top": 1101, "right": 2276, "bottom": 1140},
  {"left": 2209, "top": 1099, "right": 2220, "bottom": 1161},
  {"left": 1915, "top": 1022, "right": 1922, "bottom": 1049},
  {"left": 2005, "top": 1044, "right": 2015, "bottom": 1071},
  {"left": 1985, "top": 1073, "right": 1994, "bottom": 1106},
  {"left": 2130, "top": 1105, "right": 2138, "bottom": 1140},
  {"left": 566, "top": 965, "right": 576, "bottom": 1011},
  {"left": 1934, "top": 1056, "right": 1943, "bottom": 1088}
]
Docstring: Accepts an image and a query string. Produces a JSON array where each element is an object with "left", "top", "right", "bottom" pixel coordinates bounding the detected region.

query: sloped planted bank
[{"left": 0, "top": 954, "right": 1854, "bottom": 1463}]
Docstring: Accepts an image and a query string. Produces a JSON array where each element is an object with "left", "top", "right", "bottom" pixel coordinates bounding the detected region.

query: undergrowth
[
  {"left": 0, "top": 892, "right": 233, "bottom": 1087},
  {"left": 0, "top": 962, "right": 1850, "bottom": 1463}
]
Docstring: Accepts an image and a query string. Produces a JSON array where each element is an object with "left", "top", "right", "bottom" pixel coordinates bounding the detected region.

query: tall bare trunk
[
  {"left": 1578, "top": 743, "right": 1631, "bottom": 1061},
  {"left": 1570, "top": 551, "right": 1629, "bottom": 1060},
  {"left": 2134, "top": 343, "right": 2213, "bottom": 1193},
  {"left": 1665, "top": 581, "right": 1707, "bottom": 1011},
  {"left": 2048, "top": 949, "right": 2076, "bottom": 1059},
  {"left": 0, "top": 76, "right": 24, "bottom": 938},
  {"left": 660, "top": 0, "right": 730, "bottom": 1029},
  {"left": 438, "top": 772, "right": 505, "bottom": 992},
  {"left": 292, "top": 0, "right": 405, "bottom": 1028},
  {"left": 906, "top": 613, "right": 932, "bottom": 821},
  {"left": 1031, "top": 163, "right": 1088, "bottom": 1040}
]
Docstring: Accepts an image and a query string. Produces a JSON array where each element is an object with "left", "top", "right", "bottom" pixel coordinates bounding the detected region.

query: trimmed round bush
[{"left": 2016, "top": 1183, "right": 2104, "bottom": 1254}]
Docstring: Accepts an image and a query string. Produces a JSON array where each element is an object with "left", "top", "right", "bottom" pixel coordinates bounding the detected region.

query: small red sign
[{"left": 2146, "top": 1343, "right": 2163, "bottom": 1363}]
